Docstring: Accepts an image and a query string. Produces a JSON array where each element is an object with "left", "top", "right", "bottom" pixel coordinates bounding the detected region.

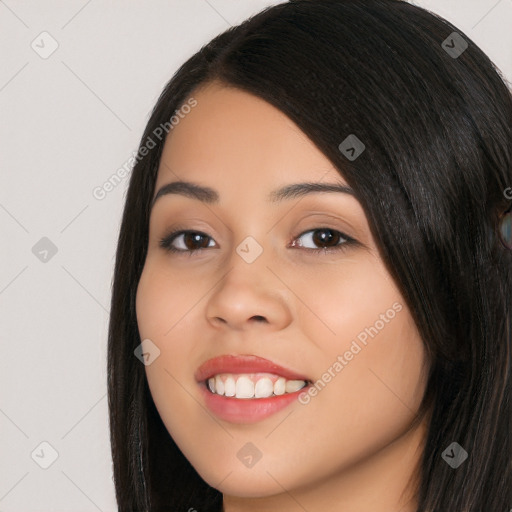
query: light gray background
[{"left": 1, "top": 1, "right": 511, "bottom": 510}]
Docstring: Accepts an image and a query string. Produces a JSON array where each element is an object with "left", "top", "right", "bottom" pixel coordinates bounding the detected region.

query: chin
[{"left": 202, "top": 467, "right": 286, "bottom": 498}]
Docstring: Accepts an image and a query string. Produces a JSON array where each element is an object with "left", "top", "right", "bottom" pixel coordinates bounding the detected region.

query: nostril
[{"left": 251, "top": 315, "right": 266, "bottom": 322}]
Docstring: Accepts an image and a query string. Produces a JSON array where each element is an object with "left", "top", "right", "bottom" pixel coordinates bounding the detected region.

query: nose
[{"left": 204, "top": 249, "right": 293, "bottom": 332}]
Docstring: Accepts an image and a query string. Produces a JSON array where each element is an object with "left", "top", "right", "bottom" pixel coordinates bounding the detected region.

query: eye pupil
[
  {"left": 184, "top": 232, "right": 209, "bottom": 250},
  {"left": 313, "top": 229, "right": 339, "bottom": 247}
]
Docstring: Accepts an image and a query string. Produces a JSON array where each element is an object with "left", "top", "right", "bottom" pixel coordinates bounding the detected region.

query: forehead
[{"left": 155, "top": 81, "right": 347, "bottom": 192}]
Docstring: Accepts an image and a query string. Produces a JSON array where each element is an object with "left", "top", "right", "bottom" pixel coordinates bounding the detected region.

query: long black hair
[{"left": 107, "top": 1, "right": 512, "bottom": 510}]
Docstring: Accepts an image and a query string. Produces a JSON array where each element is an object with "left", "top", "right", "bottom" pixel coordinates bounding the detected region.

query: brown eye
[
  {"left": 160, "top": 230, "right": 215, "bottom": 253},
  {"left": 292, "top": 228, "right": 351, "bottom": 251},
  {"left": 159, "top": 227, "right": 357, "bottom": 257}
]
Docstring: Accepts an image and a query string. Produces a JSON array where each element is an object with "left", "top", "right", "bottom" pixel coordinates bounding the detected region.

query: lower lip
[{"left": 199, "top": 382, "right": 308, "bottom": 423}]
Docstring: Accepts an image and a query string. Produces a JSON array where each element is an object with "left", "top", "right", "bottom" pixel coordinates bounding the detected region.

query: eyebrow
[{"left": 151, "top": 180, "right": 355, "bottom": 210}]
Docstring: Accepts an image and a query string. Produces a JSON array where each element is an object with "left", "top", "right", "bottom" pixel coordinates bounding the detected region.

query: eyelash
[{"left": 158, "top": 225, "right": 357, "bottom": 257}]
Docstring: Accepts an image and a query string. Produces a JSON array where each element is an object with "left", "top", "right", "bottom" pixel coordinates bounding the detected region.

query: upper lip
[{"left": 195, "top": 354, "right": 310, "bottom": 382}]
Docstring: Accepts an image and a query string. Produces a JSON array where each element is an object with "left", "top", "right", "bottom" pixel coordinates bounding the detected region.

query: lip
[
  {"left": 195, "top": 354, "right": 311, "bottom": 424},
  {"left": 194, "top": 354, "right": 310, "bottom": 382},
  {"left": 199, "top": 382, "right": 310, "bottom": 423}
]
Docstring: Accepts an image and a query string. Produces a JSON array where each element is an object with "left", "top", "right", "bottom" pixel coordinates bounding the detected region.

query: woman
[{"left": 107, "top": 1, "right": 512, "bottom": 510}]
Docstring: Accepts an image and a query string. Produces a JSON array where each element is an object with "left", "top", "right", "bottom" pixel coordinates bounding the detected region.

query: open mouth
[
  {"left": 195, "top": 354, "right": 313, "bottom": 422},
  {"left": 204, "top": 372, "right": 312, "bottom": 399}
]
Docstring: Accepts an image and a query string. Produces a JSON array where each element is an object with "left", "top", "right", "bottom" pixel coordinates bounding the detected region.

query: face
[{"left": 135, "top": 80, "right": 430, "bottom": 503}]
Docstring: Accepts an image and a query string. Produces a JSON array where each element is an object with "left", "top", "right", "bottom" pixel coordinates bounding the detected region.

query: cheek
[
  {"left": 135, "top": 262, "right": 195, "bottom": 371},
  {"left": 291, "top": 260, "right": 428, "bottom": 457},
  {"left": 136, "top": 265, "right": 164, "bottom": 338},
  {"left": 312, "top": 308, "right": 428, "bottom": 472},
  {"left": 294, "top": 255, "right": 405, "bottom": 353},
  {"left": 135, "top": 263, "right": 204, "bottom": 439},
  {"left": 135, "top": 261, "right": 201, "bottom": 338}
]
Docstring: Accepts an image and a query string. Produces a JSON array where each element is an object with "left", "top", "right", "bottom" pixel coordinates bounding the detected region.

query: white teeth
[
  {"left": 206, "top": 373, "right": 307, "bottom": 399},
  {"left": 274, "top": 377, "right": 286, "bottom": 395},
  {"left": 235, "top": 376, "right": 255, "bottom": 398},
  {"left": 215, "top": 375, "right": 224, "bottom": 395},
  {"left": 285, "top": 380, "right": 306, "bottom": 393},
  {"left": 254, "top": 377, "right": 274, "bottom": 398},
  {"left": 224, "top": 376, "right": 236, "bottom": 396}
]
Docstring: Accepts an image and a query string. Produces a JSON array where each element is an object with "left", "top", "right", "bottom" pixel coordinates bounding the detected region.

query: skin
[{"left": 135, "top": 80, "right": 431, "bottom": 511}]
